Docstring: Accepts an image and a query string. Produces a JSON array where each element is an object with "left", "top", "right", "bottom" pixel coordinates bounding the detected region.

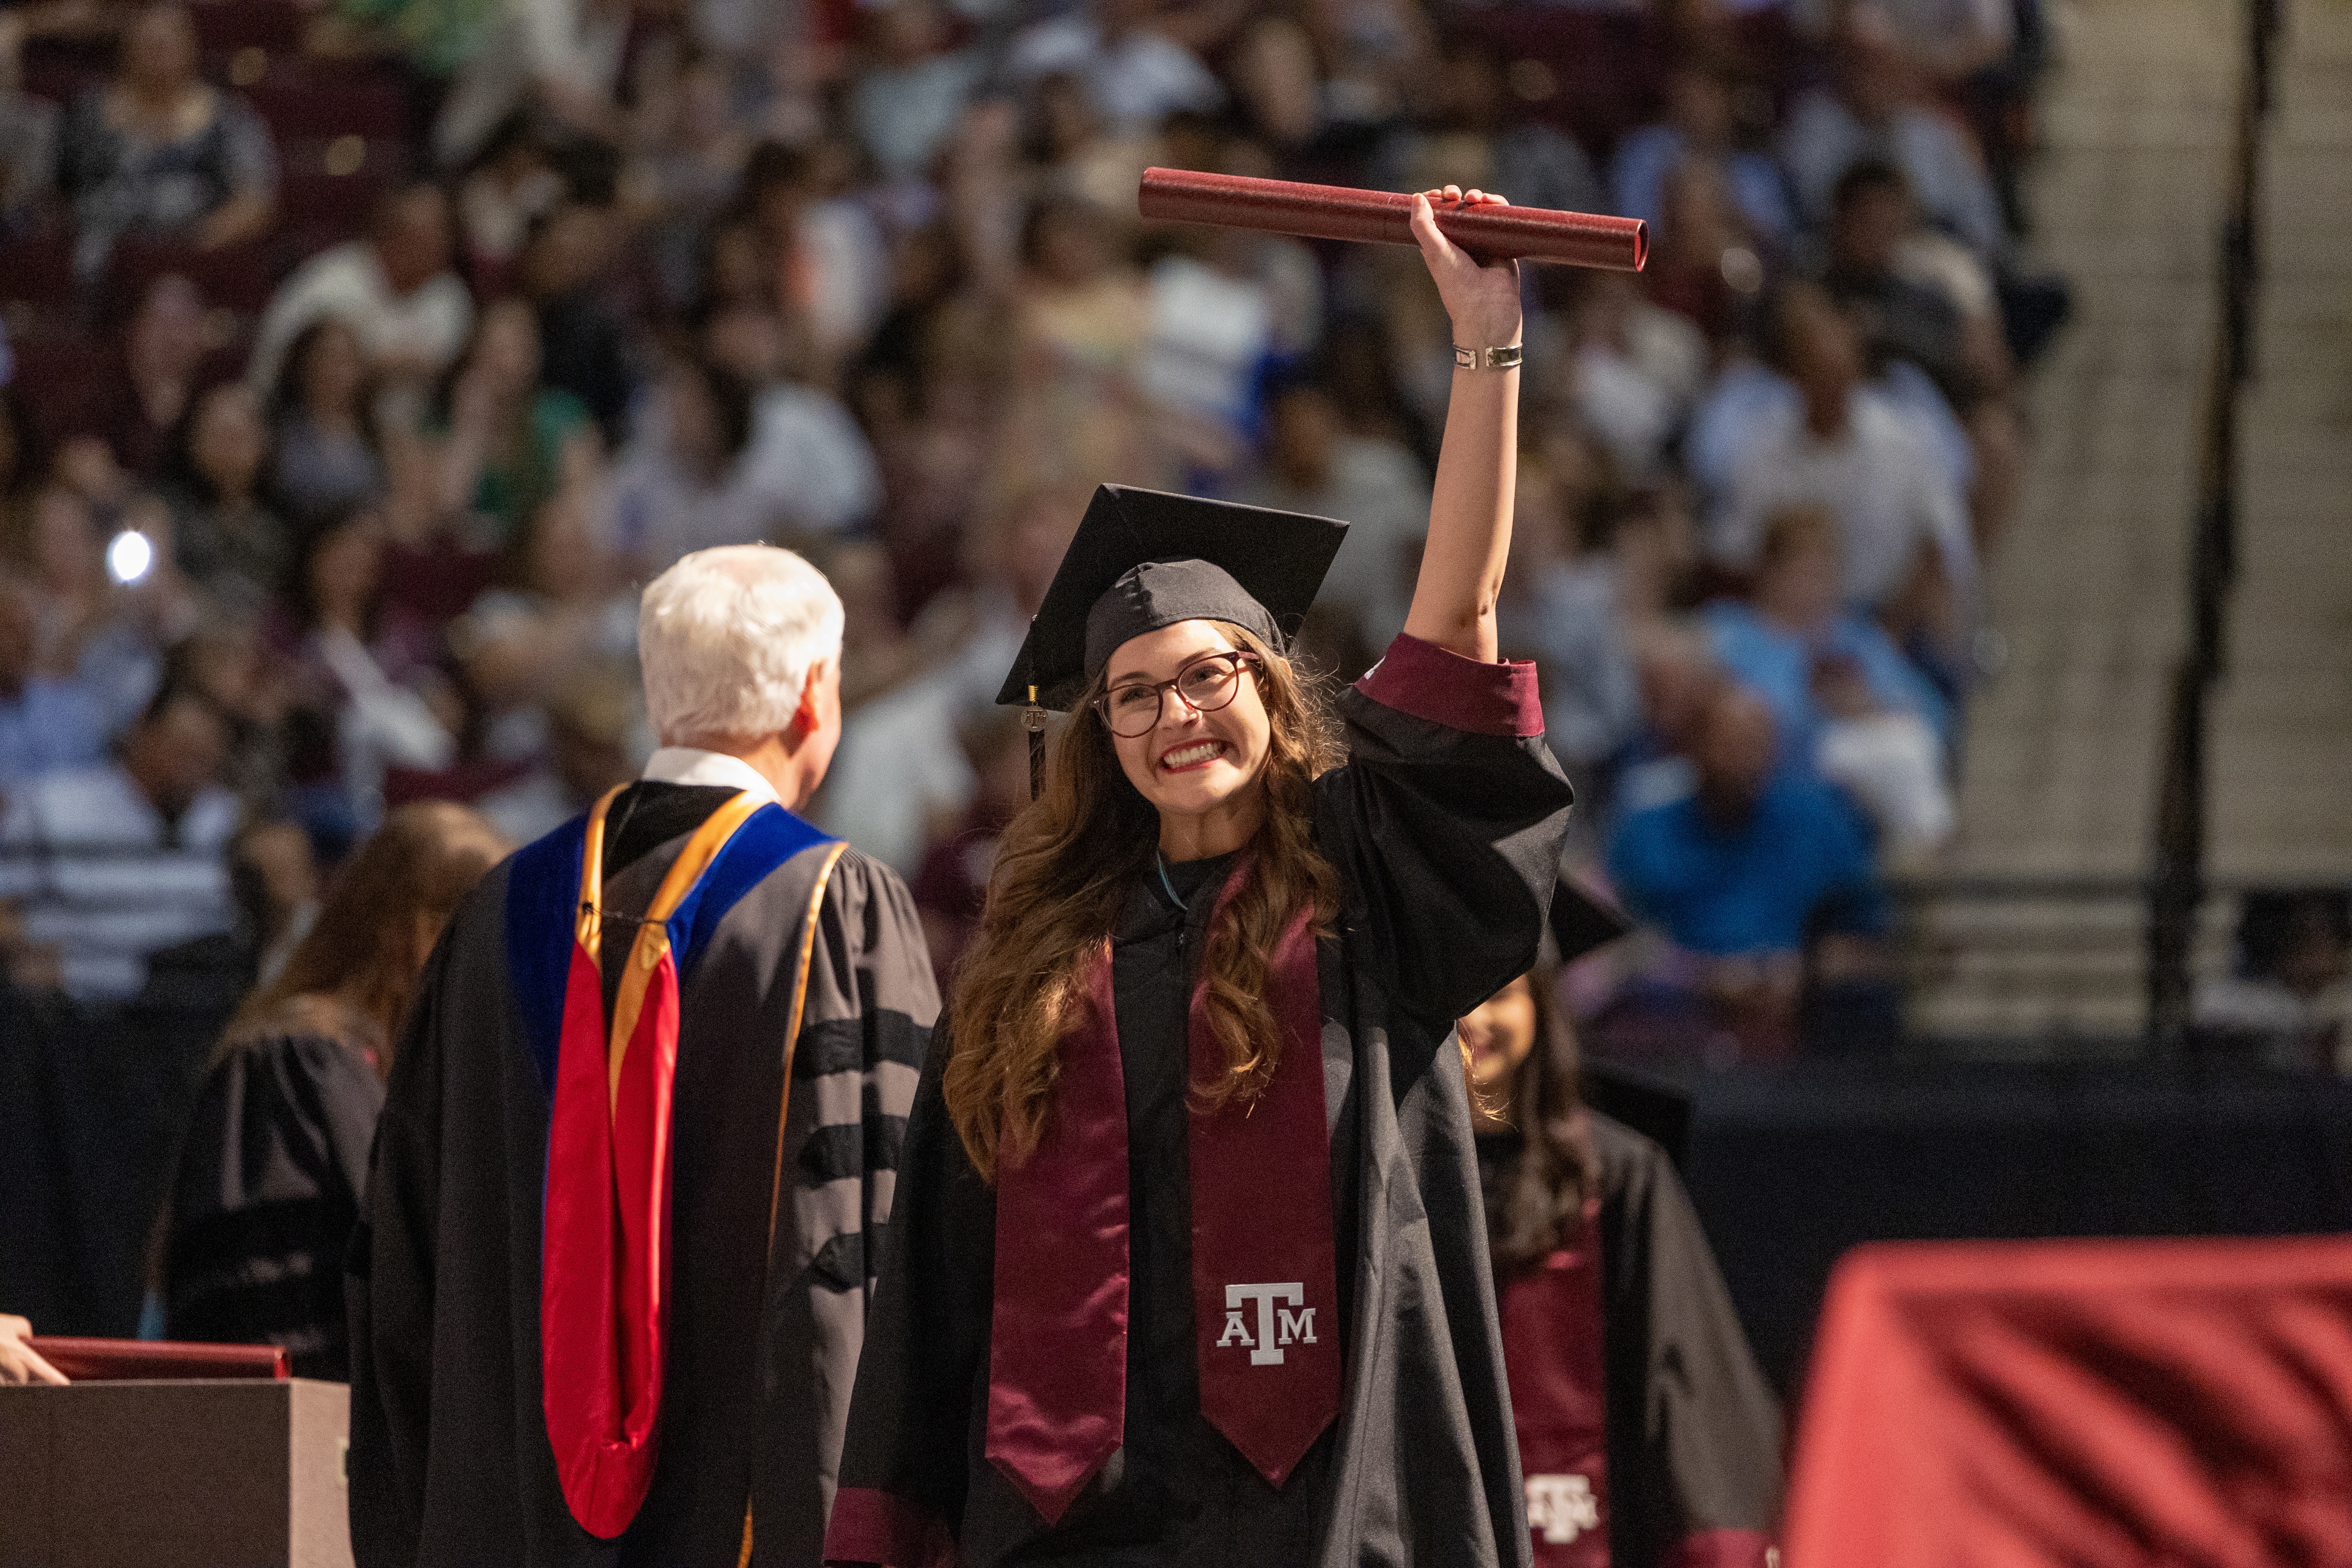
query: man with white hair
[{"left": 348, "top": 545, "right": 939, "bottom": 1566}]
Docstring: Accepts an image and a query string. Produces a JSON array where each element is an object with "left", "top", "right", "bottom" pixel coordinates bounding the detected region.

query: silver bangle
[{"left": 1452, "top": 343, "right": 1523, "bottom": 371}]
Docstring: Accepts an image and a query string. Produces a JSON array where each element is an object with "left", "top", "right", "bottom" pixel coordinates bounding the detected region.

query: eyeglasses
[{"left": 1093, "top": 650, "right": 1260, "bottom": 738}]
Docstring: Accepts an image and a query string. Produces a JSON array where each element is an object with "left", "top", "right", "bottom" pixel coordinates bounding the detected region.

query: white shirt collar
[{"left": 640, "top": 746, "right": 780, "bottom": 805}]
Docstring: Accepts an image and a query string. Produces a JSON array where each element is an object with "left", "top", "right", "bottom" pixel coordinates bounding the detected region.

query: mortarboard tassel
[{"left": 1025, "top": 682, "right": 1046, "bottom": 801}]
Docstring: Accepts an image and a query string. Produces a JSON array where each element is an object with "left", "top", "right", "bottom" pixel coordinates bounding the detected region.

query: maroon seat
[
  {"left": 279, "top": 168, "right": 391, "bottom": 250},
  {"left": 246, "top": 72, "right": 409, "bottom": 141},
  {"left": 188, "top": 0, "right": 303, "bottom": 56},
  {"left": 18, "top": 37, "right": 109, "bottom": 107},
  {"left": 1730, "top": 7, "right": 1804, "bottom": 113},
  {"left": 5, "top": 326, "right": 115, "bottom": 450},
  {"left": 105, "top": 233, "right": 283, "bottom": 320},
  {"left": 1451, "top": 9, "right": 1670, "bottom": 163},
  {"left": 0, "top": 231, "right": 78, "bottom": 314}
]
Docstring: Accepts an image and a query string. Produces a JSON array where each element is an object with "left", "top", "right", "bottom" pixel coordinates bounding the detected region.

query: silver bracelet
[{"left": 1452, "top": 343, "right": 1524, "bottom": 371}]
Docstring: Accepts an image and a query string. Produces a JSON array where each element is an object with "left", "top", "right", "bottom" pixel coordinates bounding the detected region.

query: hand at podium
[{"left": 0, "top": 1313, "right": 66, "bottom": 1384}]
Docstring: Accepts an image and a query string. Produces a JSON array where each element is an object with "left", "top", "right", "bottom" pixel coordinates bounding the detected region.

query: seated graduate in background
[
  {"left": 160, "top": 802, "right": 511, "bottom": 1380},
  {"left": 1461, "top": 895, "right": 1783, "bottom": 1568},
  {"left": 347, "top": 544, "right": 940, "bottom": 1567},
  {"left": 828, "top": 189, "right": 1574, "bottom": 1568}
]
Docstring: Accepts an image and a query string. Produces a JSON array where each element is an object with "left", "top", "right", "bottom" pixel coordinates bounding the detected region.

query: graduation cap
[
  {"left": 1551, "top": 873, "right": 1633, "bottom": 964},
  {"left": 995, "top": 485, "right": 1350, "bottom": 714}
]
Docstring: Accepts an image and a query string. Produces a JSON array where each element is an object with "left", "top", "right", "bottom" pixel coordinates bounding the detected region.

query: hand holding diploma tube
[{"left": 1137, "top": 166, "right": 1647, "bottom": 272}]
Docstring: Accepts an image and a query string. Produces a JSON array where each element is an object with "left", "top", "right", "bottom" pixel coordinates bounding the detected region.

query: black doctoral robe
[
  {"left": 347, "top": 781, "right": 940, "bottom": 1567},
  {"left": 828, "top": 633, "right": 1574, "bottom": 1568}
]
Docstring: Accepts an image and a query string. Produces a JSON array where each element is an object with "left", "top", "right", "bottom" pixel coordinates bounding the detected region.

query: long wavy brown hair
[
  {"left": 223, "top": 802, "right": 512, "bottom": 1076},
  {"left": 1481, "top": 962, "right": 1596, "bottom": 1271},
  {"left": 944, "top": 623, "right": 1344, "bottom": 1181}
]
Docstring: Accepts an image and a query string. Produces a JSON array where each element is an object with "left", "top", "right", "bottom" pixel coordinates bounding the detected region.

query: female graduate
[
  {"left": 1463, "top": 941, "right": 1783, "bottom": 1568},
  {"left": 826, "top": 189, "right": 1573, "bottom": 1568}
]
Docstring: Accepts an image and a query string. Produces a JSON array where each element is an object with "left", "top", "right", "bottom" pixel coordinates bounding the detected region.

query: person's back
[
  {"left": 164, "top": 804, "right": 510, "bottom": 1380},
  {"left": 347, "top": 545, "right": 940, "bottom": 1566}
]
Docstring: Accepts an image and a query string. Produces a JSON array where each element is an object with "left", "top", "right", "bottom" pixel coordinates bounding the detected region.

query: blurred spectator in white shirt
[
  {"left": 611, "top": 347, "right": 768, "bottom": 570},
  {"left": 450, "top": 478, "right": 637, "bottom": 763},
  {"left": 0, "top": 683, "right": 239, "bottom": 1000},
  {"left": 1811, "top": 652, "right": 1953, "bottom": 865},
  {"left": 249, "top": 185, "right": 475, "bottom": 404},
  {"left": 435, "top": 0, "right": 630, "bottom": 168},
  {"left": 849, "top": 1, "right": 985, "bottom": 184},
  {"left": 1005, "top": 0, "right": 1227, "bottom": 132},
  {"left": 2194, "top": 891, "right": 2352, "bottom": 1073},
  {"left": 1231, "top": 374, "right": 1429, "bottom": 665},
  {"left": 1791, "top": 0, "right": 2015, "bottom": 82},
  {"left": 274, "top": 504, "right": 457, "bottom": 831},
  {"left": 1779, "top": 12, "right": 2006, "bottom": 260},
  {"left": 1539, "top": 270, "right": 1708, "bottom": 484},
  {"left": 1714, "top": 282, "right": 1974, "bottom": 615}
]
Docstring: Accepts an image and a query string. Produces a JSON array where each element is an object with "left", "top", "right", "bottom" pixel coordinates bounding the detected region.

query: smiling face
[
  {"left": 1458, "top": 974, "right": 1538, "bottom": 1097},
  {"left": 1102, "top": 619, "right": 1274, "bottom": 837}
]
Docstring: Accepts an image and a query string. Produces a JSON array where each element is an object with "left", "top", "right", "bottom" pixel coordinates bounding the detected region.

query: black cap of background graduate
[
  {"left": 995, "top": 485, "right": 1350, "bottom": 713},
  {"left": 1551, "top": 874, "right": 1633, "bottom": 963}
]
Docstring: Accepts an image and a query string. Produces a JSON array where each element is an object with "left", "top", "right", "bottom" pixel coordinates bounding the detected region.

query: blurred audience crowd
[{"left": 0, "top": 0, "right": 2116, "bottom": 1065}]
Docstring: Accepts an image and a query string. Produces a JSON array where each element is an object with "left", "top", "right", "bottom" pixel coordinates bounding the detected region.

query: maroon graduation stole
[
  {"left": 986, "top": 860, "right": 1343, "bottom": 1523},
  {"left": 1499, "top": 1197, "right": 1612, "bottom": 1565},
  {"left": 541, "top": 786, "right": 767, "bottom": 1539}
]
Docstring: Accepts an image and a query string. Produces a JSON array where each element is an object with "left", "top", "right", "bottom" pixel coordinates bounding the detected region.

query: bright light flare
[{"left": 106, "top": 529, "right": 155, "bottom": 585}]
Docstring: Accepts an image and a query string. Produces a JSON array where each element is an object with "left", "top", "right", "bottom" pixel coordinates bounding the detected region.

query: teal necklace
[{"left": 1154, "top": 851, "right": 1189, "bottom": 913}]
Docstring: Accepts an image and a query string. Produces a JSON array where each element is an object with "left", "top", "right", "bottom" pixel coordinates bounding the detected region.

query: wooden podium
[{"left": 0, "top": 1377, "right": 353, "bottom": 1568}]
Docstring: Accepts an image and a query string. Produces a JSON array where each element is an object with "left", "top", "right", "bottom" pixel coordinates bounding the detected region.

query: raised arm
[{"left": 1400, "top": 186, "right": 1524, "bottom": 664}]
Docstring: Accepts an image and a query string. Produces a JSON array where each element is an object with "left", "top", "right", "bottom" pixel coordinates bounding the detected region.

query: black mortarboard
[
  {"left": 995, "top": 486, "right": 1350, "bottom": 712},
  {"left": 1551, "top": 874, "right": 1633, "bottom": 964}
]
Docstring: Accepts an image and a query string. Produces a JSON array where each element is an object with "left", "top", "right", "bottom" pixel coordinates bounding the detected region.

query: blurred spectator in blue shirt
[
  {"left": 1611, "top": 684, "right": 1886, "bottom": 964},
  {"left": 1612, "top": 53, "right": 1794, "bottom": 250},
  {"left": 1701, "top": 504, "right": 1951, "bottom": 755},
  {"left": 0, "top": 574, "right": 109, "bottom": 784}
]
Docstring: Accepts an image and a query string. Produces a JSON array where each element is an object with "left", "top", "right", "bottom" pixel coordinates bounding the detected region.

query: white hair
[{"left": 639, "top": 545, "right": 844, "bottom": 744}]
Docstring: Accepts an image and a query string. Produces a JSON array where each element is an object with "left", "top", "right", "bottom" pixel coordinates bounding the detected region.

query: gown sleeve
[
  {"left": 346, "top": 936, "right": 455, "bottom": 1568},
  {"left": 800, "top": 850, "right": 942, "bottom": 1291},
  {"left": 1592, "top": 1116, "right": 1782, "bottom": 1568},
  {"left": 162, "top": 1030, "right": 383, "bottom": 1379},
  {"left": 1321, "top": 632, "right": 1578, "bottom": 1025},
  {"left": 824, "top": 1012, "right": 989, "bottom": 1568}
]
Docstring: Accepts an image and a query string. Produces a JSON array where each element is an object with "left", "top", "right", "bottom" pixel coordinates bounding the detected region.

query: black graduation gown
[
  {"left": 829, "top": 634, "right": 1574, "bottom": 1568},
  {"left": 1482, "top": 1114, "right": 1783, "bottom": 1568},
  {"left": 163, "top": 1022, "right": 384, "bottom": 1380},
  {"left": 346, "top": 781, "right": 941, "bottom": 1567}
]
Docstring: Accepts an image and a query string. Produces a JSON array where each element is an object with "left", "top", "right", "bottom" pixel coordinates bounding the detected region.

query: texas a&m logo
[
  {"left": 1526, "top": 1473, "right": 1599, "bottom": 1545},
  {"left": 1216, "top": 1282, "right": 1318, "bottom": 1367}
]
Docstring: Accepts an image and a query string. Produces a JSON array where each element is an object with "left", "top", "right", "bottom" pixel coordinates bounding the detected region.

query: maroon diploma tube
[{"left": 1138, "top": 166, "right": 1646, "bottom": 273}]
